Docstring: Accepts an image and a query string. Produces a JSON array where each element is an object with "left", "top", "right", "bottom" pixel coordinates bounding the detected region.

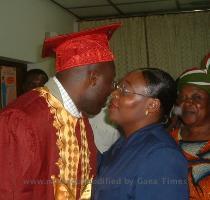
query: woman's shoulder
[
  {"left": 134, "top": 127, "right": 185, "bottom": 161},
  {"left": 137, "top": 130, "right": 187, "bottom": 168},
  {"left": 140, "top": 126, "right": 178, "bottom": 148}
]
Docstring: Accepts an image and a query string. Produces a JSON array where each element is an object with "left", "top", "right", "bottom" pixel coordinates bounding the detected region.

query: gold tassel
[
  {"left": 80, "top": 177, "right": 93, "bottom": 200},
  {"left": 51, "top": 175, "right": 75, "bottom": 200}
]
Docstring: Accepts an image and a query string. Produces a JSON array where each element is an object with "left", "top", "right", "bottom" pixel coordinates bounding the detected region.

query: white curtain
[
  {"left": 79, "top": 11, "right": 210, "bottom": 79},
  {"left": 146, "top": 12, "right": 210, "bottom": 78}
]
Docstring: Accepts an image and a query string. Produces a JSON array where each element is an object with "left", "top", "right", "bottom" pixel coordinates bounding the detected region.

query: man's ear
[
  {"left": 88, "top": 70, "right": 99, "bottom": 86},
  {"left": 147, "top": 98, "right": 161, "bottom": 113}
]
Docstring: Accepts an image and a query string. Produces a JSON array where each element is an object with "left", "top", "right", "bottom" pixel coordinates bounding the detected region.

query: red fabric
[
  {"left": 170, "top": 129, "right": 210, "bottom": 200},
  {"left": 0, "top": 90, "right": 98, "bottom": 200},
  {"left": 204, "top": 53, "right": 210, "bottom": 68},
  {"left": 42, "top": 23, "right": 121, "bottom": 72},
  {"left": 0, "top": 90, "right": 58, "bottom": 199}
]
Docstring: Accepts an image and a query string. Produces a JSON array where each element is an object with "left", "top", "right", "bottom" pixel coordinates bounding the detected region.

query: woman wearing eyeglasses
[
  {"left": 92, "top": 68, "right": 189, "bottom": 200},
  {"left": 170, "top": 54, "right": 210, "bottom": 200}
]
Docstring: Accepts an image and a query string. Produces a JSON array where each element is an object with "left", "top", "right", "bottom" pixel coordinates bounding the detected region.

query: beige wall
[{"left": 0, "top": 0, "right": 76, "bottom": 76}]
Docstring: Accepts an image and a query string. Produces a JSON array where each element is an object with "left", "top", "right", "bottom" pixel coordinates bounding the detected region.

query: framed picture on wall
[
  {"left": 0, "top": 66, "right": 17, "bottom": 108},
  {"left": 0, "top": 58, "right": 27, "bottom": 109}
]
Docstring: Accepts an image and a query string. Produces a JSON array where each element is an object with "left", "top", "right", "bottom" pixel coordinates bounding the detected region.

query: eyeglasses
[
  {"left": 112, "top": 81, "right": 152, "bottom": 97},
  {"left": 177, "top": 94, "right": 206, "bottom": 104}
]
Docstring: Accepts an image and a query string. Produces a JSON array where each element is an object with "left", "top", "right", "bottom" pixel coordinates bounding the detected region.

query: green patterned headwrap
[{"left": 177, "top": 54, "right": 210, "bottom": 94}]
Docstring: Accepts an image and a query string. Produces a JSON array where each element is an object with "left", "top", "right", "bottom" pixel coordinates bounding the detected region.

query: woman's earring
[
  {"left": 111, "top": 93, "right": 119, "bottom": 99},
  {"left": 145, "top": 110, "right": 149, "bottom": 116}
]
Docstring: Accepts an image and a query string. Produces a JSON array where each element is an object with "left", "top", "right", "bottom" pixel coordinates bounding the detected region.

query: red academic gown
[{"left": 0, "top": 88, "right": 97, "bottom": 200}]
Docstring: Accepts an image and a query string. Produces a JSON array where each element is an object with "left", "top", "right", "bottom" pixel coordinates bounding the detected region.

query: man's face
[{"left": 82, "top": 61, "right": 116, "bottom": 116}]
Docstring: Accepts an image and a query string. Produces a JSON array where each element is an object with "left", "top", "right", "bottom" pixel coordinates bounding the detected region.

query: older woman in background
[
  {"left": 171, "top": 54, "right": 210, "bottom": 199},
  {"left": 92, "top": 68, "right": 188, "bottom": 200}
]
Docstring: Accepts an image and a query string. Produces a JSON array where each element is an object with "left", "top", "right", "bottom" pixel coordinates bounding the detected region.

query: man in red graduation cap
[{"left": 0, "top": 23, "right": 121, "bottom": 200}]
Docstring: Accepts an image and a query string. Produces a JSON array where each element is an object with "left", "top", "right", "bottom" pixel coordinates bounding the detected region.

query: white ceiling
[{"left": 50, "top": 0, "right": 210, "bottom": 20}]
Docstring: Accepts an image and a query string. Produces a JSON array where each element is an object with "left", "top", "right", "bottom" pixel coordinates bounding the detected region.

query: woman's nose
[{"left": 184, "top": 97, "right": 193, "bottom": 104}]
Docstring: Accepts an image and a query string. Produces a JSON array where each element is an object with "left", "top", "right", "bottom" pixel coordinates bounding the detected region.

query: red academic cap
[{"left": 42, "top": 23, "right": 121, "bottom": 72}]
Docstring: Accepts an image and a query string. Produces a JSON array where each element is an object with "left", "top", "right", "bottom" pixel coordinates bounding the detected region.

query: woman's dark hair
[
  {"left": 141, "top": 68, "right": 177, "bottom": 118},
  {"left": 22, "top": 69, "right": 49, "bottom": 93},
  {"left": 23, "top": 69, "right": 48, "bottom": 83}
]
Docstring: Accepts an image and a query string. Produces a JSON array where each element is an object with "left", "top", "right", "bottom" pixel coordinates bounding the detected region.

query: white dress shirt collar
[{"left": 53, "top": 77, "right": 82, "bottom": 118}]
